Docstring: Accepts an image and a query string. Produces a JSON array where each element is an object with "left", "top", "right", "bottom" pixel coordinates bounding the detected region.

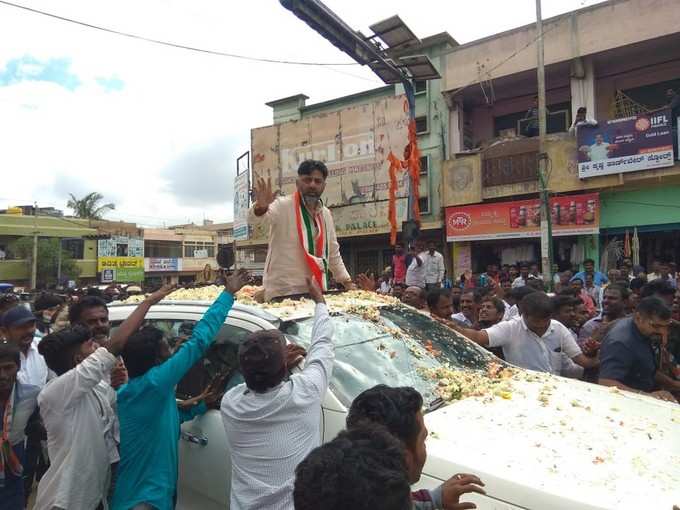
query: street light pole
[
  {"left": 535, "top": 0, "right": 554, "bottom": 287},
  {"left": 31, "top": 202, "right": 38, "bottom": 289}
]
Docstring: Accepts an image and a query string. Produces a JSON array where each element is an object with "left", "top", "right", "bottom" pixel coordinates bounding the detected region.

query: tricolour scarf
[{"left": 294, "top": 191, "right": 330, "bottom": 291}]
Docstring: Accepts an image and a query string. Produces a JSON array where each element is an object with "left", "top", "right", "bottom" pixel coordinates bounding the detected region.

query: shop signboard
[
  {"left": 145, "top": 257, "right": 182, "bottom": 272},
  {"left": 97, "top": 256, "right": 144, "bottom": 282},
  {"left": 577, "top": 109, "right": 674, "bottom": 179},
  {"left": 233, "top": 170, "right": 250, "bottom": 241},
  {"left": 446, "top": 193, "right": 600, "bottom": 242}
]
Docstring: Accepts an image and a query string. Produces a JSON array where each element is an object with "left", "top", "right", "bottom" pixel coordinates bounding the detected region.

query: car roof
[
  {"left": 110, "top": 287, "right": 402, "bottom": 322},
  {"left": 108, "top": 300, "right": 282, "bottom": 324}
]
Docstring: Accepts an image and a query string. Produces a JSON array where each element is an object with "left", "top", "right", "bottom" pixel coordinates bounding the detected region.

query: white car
[{"left": 108, "top": 291, "right": 680, "bottom": 510}]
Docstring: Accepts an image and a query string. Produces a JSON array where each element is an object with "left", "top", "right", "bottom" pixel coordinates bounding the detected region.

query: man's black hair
[
  {"left": 38, "top": 326, "right": 91, "bottom": 376},
  {"left": 641, "top": 279, "right": 675, "bottom": 299},
  {"left": 297, "top": 159, "right": 329, "bottom": 179},
  {"left": 630, "top": 277, "right": 645, "bottom": 291},
  {"left": 121, "top": 326, "right": 166, "bottom": 378},
  {"left": 521, "top": 292, "right": 553, "bottom": 319},
  {"left": 0, "top": 341, "right": 20, "bottom": 366},
  {"left": 583, "top": 258, "right": 595, "bottom": 265},
  {"left": 33, "top": 292, "right": 64, "bottom": 313},
  {"left": 481, "top": 296, "right": 505, "bottom": 315},
  {"left": 551, "top": 295, "right": 578, "bottom": 313},
  {"left": 604, "top": 284, "right": 630, "bottom": 300},
  {"left": 461, "top": 288, "right": 483, "bottom": 304},
  {"left": 346, "top": 385, "right": 423, "bottom": 450},
  {"left": 294, "top": 424, "right": 411, "bottom": 510},
  {"left": 426, "top": 288, "right": 451, "bottom": 311},
  {"left": 68, "top": 295, "right": 108, "bottom": 324},
  {"left": 510, "top": 286, "right": 537, "bottom": 302},
  {"left": 636, "top": 296, "right": 671, "bottom": 320},
  {"left": 519, "top": 261, "right": 530, "bottom": 269}
]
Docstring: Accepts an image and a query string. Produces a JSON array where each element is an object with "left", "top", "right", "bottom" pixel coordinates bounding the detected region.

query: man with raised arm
[
  {"left": 220, "top": 278, "right": 334, "bottom": 510},
  {"left": 250, "top": 159, "right": 353, "bottom": 301}
]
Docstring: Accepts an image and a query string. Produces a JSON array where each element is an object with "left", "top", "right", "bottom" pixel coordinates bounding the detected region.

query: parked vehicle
[{"left": 108, "top": 291, "right": 680, "bottom": 510}]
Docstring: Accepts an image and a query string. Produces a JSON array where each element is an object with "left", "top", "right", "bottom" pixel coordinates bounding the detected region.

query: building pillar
[
  {"left": 447, "top": 98, "right": 464, "bottom": 156},
  {"left": 570, "top": 57, "right": 596, "bottom": 121}
]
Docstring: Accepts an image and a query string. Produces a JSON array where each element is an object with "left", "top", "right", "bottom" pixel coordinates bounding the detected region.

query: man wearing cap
[
  {"left": 250, "top": 159, "right": 354, "bottom": 301},
  {"left": 0, "top": 306, "right": 49, "bottom": 387},
  {"left": 220, "top": 278, "right": 333, "bottom": 510}
]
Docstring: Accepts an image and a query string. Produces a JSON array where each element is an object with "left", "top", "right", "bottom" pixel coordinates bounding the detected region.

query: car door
[{"left": 173, "top": 316, "right": 259, "bottom": 510}]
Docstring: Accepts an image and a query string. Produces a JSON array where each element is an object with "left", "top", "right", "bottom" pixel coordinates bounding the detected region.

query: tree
[
  {"left": 10, "top": 237, "right": 81, "bottom": 288},
  {"left": 67, "top": 192, "right": 115, "bottom": 219}
]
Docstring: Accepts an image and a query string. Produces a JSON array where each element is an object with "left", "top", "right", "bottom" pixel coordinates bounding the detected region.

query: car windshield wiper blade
[{"left": 425, "top": 397, "right": 445, "bottom": 414}]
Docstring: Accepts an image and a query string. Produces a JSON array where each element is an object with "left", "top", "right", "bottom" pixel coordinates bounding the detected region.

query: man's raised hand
[
  {"left": 253, "top": 176, "right": 275, "bottom": 214},
  {"left": 147, "top": 284, "right": 177, "bottom": 305},
  {"left": 306, "top": 277, "right": 325, "bottom": 304},
  {"left": 226, "top": 269, "right": 250, "bottom": 295}
]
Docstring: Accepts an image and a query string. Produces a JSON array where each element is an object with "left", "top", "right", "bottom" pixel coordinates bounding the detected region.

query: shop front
[
  {"left": 599, "top": 184, "right": 680, "bottom": 271},
  {"left": 445, "top": 192, "right": 601, "bottom": 278}
]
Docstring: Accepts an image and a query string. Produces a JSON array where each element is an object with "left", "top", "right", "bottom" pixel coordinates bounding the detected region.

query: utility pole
[
  {"left": 31, "top": 202, "right": 38, "bottom": 289},
  {"left": 535, "top": 0, "right": 554, "bottom": 286}
]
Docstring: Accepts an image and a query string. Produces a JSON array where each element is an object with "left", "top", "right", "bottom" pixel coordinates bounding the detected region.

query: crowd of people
[
  {"left": 1, "top": 158, "right": 679, "bottom": 510},
  {"left": 362, "top": 247, "right": 680, "bottom": 403}
]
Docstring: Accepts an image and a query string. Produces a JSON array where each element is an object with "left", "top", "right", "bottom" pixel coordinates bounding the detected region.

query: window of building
[
  {"left": 415, "top": 116, "right": 428, "bottom": 134},
  {"left": 494, "top": 101, "right": 571, "bottom": 137},
  {"left": 144, "top": 240, "right": 182, "bottom": 258},
  {"left": 116, "top": 243, "right": 128, "bottom": 257},
  {"left": 184, "top": 241, "right": 215, "bottom": 258},
  {"left": 62, "top": 239, "right": 84, "bottom": 259},
  {"left": 414, "top": 80, "right": 427, "bottom": 95},
  {"left": 419, "top": 155, "right": 429, "bottom": 176},
  {"left": 621, "top": 78, "right": 680, "bottom": 113}
]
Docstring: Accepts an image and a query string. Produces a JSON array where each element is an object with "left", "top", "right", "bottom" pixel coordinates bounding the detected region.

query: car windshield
[{"left": 280, "top": 304, "right": 497, "bottom": 408}]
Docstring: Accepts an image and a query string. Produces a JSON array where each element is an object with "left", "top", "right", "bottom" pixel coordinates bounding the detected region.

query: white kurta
[{"left": 249, "top": 196, "right": 350, "bottom": 301}]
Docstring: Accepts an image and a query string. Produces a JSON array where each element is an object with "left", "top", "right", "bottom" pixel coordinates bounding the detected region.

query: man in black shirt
[{"left": 599, "top": 297, "right": 679, "bottom": 402}]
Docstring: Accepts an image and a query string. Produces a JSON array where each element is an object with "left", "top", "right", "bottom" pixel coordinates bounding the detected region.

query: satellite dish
[{"left": 216, "top": 247, "right": 235, "bottom": 269}]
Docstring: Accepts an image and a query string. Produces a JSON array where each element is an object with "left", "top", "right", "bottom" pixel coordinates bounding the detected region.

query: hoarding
[
  {"left": 250, "top": 94, "right": 410, "bottom": 242},
  {"left": 145, "top": 258, "right": 182, "bottom": 272},
  {"left": 233, "top": 170, "right": 250, "bottom": 241},
  {"left": 577, "top": 109, "right": 674, "bottom": 179},
  {"left": 97, "top": 256, "right": 144, "bottom": 282},
  {"left": 446, "top": 193, "right": 600, "bottom": 242}
]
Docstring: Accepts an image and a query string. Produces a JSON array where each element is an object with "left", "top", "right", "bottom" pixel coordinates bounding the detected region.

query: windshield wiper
[{"left": 425, "top": 397, "right": 445, "bottom": 414}]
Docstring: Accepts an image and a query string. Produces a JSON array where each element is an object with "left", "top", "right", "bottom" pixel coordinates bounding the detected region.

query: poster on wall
[
  {"left": 446, "top": 193, "right": 600, "bottom": 242},
  {"left": 233, "top": 170, "right": 250, "bottom": 241},
  {"left": 577, "top": 109, "right": 674, "bottom": 179}
]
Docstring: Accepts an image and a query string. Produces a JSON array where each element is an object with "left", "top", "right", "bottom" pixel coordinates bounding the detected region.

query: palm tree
[{"left": 67, "top": 192, "right": 115, "bottom": 219}]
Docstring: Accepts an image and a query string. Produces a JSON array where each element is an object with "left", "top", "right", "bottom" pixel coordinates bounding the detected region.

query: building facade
[
  {"left": 440, "top": 0, "right": 680, "bottom": 277},
  {"left": 241, "top": 32, "right": 457, "bottom": 277}
]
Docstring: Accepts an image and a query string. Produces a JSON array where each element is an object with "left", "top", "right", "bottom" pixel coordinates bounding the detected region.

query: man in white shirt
[
  {"left": 586, "top": 134, "right": 613, "bottom": 161},
  {"left": 422, "top": 241, "right": 445, "bottom": 290},
  {"left": 35, "top": 285, "right": 173, "bottom": 510},
  {"left": 220, "top": 279, "right": 333, "bottom": 510},
  {"left": 0, "top": 306, "right": 49, "bottom": 387},
  {"left": 405, "top": 241, "right": 426, "bottom": 289},
  {"left": 511, "top": 263, "right": 530, "bottom": 289},
  {"left": 250, "top": 160, "right": 353, "bottom": 301},
  {"left": 568, "top": 106, "right": 597, "bottom": 135},
  {"left": 451, "top": 289, "right": 477, "bottom": 328},
  {"left": 446, "top": 292, "right": 598, "bottom": 375}
]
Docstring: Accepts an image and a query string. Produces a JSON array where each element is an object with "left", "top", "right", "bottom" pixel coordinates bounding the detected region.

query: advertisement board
[
  {"left": 250, "top": 94, "right": 410, "bottom": 242},
  {"left": 233, "top": 170, "right": 250, "bottom": 241},
  {"left": 97, "top": 256, "right": 144, "bottom": 282},
  {"left": 145, "top": 258, "right": 182, "bottom": 272},
  {"left": 577, "top": 109, "right": 674, "bottom": 179},
  {"left": 446, "top": 193, "right": 600, "bottom": 242}
]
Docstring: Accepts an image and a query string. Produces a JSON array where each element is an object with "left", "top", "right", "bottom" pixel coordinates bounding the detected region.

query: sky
[{"left": 0, "top": 0, "right": 605, "bottom": 227}]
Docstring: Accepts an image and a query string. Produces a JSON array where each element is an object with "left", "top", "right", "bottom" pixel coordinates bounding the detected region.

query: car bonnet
[{"left": 421, "top": 371, "right": 680, "bottom": 510}]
